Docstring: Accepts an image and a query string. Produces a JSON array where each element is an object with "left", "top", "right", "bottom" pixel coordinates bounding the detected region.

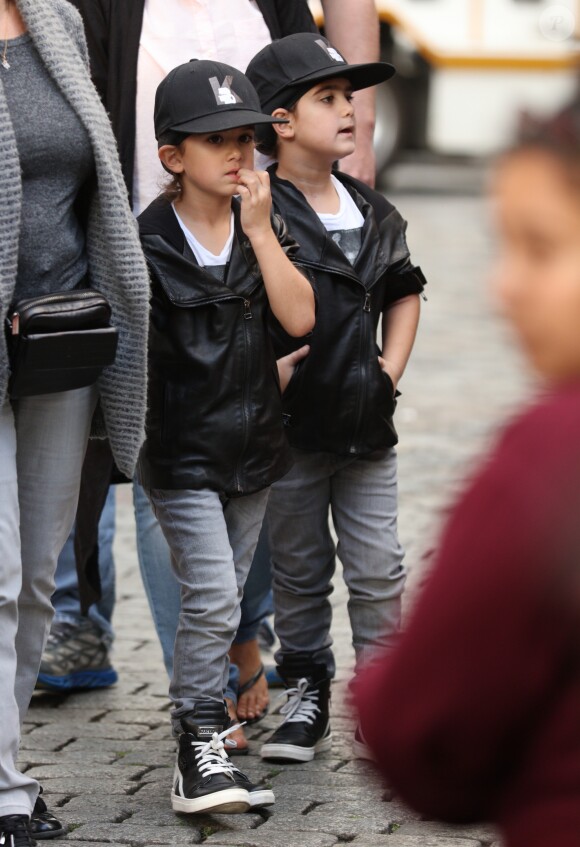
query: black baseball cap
[
  {"left": 246, "top": 33, "right": 396, "bottom": 113},
  {"left": 154, "top": 59, "right": 288, "bottom": 141}
]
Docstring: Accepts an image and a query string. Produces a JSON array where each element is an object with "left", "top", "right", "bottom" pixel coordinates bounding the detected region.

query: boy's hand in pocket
[
  {"left": 277, "top": 345, "right": 310, "bottom": 393},
  {"left": 378, "top": 356, "right": 398, "bottom": 394}
]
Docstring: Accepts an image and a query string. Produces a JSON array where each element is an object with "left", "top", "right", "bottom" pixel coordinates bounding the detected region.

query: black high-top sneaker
[
  {"left": 230, "top": 766, "right": 275, "bottom": 809},
  {"left": 260, "top": 658, "right": 332, "bottom": 763},
  {"left": 171, "top": 703, "right": 250, "bottom": 814},
  {"left": 0, "top": 815, "right": 37, "bottom": 847}
]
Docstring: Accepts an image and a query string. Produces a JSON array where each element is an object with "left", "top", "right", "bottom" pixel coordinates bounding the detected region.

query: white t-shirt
[
  {"left": 173, "top": 205, "right": 234, "bottom": 283},
  {"left": 317, "top": 175, "right": 365, "bottom": 265},
  {"left": 133, "top": 0, "right": 272, "bottom": 216}
]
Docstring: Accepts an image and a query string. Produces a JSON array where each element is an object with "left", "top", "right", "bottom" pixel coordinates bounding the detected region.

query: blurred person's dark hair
[{"left": 510, "top": 78, "right": 580, "bottom": 183}]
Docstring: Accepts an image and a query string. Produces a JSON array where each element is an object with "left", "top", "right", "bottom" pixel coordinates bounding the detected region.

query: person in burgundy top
[{"left": 356, "top": 89, "right": 580, "bottom": 847}]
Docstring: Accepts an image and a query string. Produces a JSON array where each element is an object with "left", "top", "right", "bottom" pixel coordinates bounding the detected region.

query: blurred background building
[{"left": 311, "top": 0, "right": 579, "bottom": 174}]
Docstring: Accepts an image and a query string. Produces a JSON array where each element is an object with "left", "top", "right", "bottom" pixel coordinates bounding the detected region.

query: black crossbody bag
[{"left": 5, "top": 289, "right": 118, "bottom": 398}]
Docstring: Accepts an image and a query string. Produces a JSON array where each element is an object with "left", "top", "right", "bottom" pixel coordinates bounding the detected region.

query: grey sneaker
[{"left": 36, "top": 620, "right": 117, "bottom": 691}]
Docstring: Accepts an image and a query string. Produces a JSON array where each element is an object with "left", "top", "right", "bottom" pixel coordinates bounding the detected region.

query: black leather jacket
[
  {"left": 268, "top": 167, "right": 427, "bottom": 456},
  {"left": 137, "top": 198, "right": 299, "bottom": 495}
]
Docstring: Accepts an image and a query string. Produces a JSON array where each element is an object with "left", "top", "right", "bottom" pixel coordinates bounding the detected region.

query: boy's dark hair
[
  {"left": 254, "top": 84, "right": 310, "bottom": 156},
  {"left": 255, "top": 124, "right": 277, "bottom": 157},
  {"left": 157, "top": 130, "right": 190, "bottom": 202},
  {"left": 158, "top": 130, "right": 190, "bottom": 148}
]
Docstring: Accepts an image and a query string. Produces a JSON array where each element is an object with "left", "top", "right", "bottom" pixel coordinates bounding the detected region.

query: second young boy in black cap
[
  {"left": 137, "top": 58, "right": 315, "bottom": 815},
  {"left": 245, "top": 33, "right": 427, "bottom": 763}
]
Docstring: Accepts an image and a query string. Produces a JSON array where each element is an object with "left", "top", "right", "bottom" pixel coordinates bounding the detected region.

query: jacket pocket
[
  {"left": 282, "top": 353, "right": 307, "bottom": 403},
  {"left": 375, "top": 362, "right": 397, "bottom": 423}
]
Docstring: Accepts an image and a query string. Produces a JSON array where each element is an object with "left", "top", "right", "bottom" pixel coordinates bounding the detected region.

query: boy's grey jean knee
[
  {"left": 268, "top": 447, "right": 406, "bottom": 678},
  {"left": 0, "top": 386, "right": 97, "bottom": 816},
  {"left": 145, "top": 485, "right": 269, "bottom": 733}
]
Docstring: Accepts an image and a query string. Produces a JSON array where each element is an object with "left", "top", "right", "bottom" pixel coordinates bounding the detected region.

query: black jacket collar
[
  {"left": 268, "top": 166, "right": 389, "bottom": 289},
  {"left": 139, "top": 197, "right": 261, "bottom": 304}
]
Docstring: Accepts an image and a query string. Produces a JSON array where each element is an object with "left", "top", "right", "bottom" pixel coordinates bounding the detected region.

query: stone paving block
[
  {"left": 64, "top": 692, "right": 167, "bottom": 712},
  {"left": 301, "top": 798, "right": 420, "bottom": 833},
  {"left": 19, "top": 732, "right": 77, "bottom": 751},
  {"left": 269, "top": 769, "right": 382, "bottom": 790},
  {"left": 256, "top": 809, "right": 390, "bottom": 839},
  {"left": 65, "top": 823, "right": 202, "bottom": 844},
  {"left": 25, "top": 724, "right": 146, "bottom": 742},
  {"left": 136, "top": 762, "right": 172, "bottom": 777},
  {"left": 25, "top": 765, "right": 150, "bottom": 781},
  {"left": 131, "top": 782, "right": 174, "bottom": 802},
  {"left": 258, "top": 757, "right": 345, "bottom": 775},
  {"left": 243, "top": 795, "right": 312, "bottom": 817},
  {"left": 350, "top": 837, "right": 482, "bottom": 847},
  {"left": 119, "top": 676, "right": 170, "bottom": 698},
  {"left": 56, "top": 738, "right": 147, "bottom": 755},
  {"left": 205, "top": 833, "right": 338, "bottom": 847},
  {"left": 396, "top": 821, "right": 498, "bottom": 844},
  {"left": 58, "top": 795, "right": 134, "bottom": 826},
  {"left": 26, "top": 792, "right": 70, "bottom": 809},
  {"left": 181, "top": 812, "right": 263, "bottom": 833},
  {"left": 103, "top": 710, "right": 167, "bottom": 727},
  {"left": 57, "top": 842, "right": 114, "bottom": 846},
  {"left": 265, "top": 783, "right": 387, "bottom": 803},
  {"left": 146, "top": 724, "right": 183, "bottom": 742},
  {"left": 18, "top": 751, "right": 117, "bottom": 767},
  {"left": 26, "top": 706, "right": 107, "bottom": 724},
  {"left": 28, "top": 777, "right": 140, "bottom": 796},
  {"left": 121, "top": 807, "right": 187, "bottom": 827},
  {"left": 116, "top": 746, "right": 174, "bottom": 767},
  {"left": 334, "top": 757, "right": 382, "bottom": 775}
]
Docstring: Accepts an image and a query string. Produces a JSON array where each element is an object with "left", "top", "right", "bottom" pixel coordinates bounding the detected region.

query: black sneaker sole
[
  {"left": 33, "top": 825, "right": 65, "bottom": 840},
  {"left": 260, "top": 733, "right": 332, "bottom": 763}
]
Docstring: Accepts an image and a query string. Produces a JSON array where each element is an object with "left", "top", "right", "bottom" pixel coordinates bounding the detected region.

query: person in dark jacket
[
  {"left": 356, "top": 90, "right": 580, "bottom": 847},
  {"left": 244, "top": 33, "right": 426, "bottom": 764},
  {"left": 137, "top": 59, "right": 314, "bottom": 816}
]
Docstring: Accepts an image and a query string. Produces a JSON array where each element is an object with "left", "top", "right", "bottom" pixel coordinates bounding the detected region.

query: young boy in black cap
[
  {"left": 245, "top": 34, "right": 427, "bottom": 763},
  {"left": 137, "top": 58, "right": 315, "bottom": 815}
]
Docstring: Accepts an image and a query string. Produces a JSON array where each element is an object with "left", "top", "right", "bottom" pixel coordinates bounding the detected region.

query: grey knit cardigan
[{"left": 0, "top": 0, "right": 150, "bottom": 477}]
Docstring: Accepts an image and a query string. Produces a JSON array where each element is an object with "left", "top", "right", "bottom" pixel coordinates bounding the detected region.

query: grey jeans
[
  {"left": 145, "top": 486, "right": 269, "bottom": 733},
  {"left": 0, "top": 386, "right": 97, "bottom": 817},
  {"left": 268, "top": 448, "right": 406, "bottom": 678}
]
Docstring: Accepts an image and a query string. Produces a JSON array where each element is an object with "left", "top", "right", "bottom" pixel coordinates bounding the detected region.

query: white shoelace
[
  {"left": 190, "top": 723, "right": 243, "bottom": 780},
  {"left": 276, "top": 677, "right": 320, "bottom": 726}
]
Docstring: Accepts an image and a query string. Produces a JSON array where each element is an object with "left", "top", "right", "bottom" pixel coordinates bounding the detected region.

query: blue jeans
[
  {"left": 0, "top": 386, "right": 97, "bottom": 816},
  {"left": 268, "top": 448, "right": 406, "bottom": 678},
  {"left": 51, "top": 486, "right": 116, "bottom": 644},
  {"left": 144, "top": 485, "right": 269, "bottom": 732},
  {"left": 235, "top": 516, "right": 274, "bottom": 644}
]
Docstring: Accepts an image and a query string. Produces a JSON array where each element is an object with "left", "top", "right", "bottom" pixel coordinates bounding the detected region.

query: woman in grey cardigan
[{"left": 0, "top": 0, "right": 149, "bottom": 842}]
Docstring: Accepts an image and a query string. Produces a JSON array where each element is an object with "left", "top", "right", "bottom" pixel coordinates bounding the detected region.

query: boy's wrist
[{"left": 247, "top": 227, "right": 276, "bottom": 251}]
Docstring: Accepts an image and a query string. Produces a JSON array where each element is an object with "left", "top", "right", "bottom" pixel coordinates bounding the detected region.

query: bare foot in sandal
[
  {"left": 225, "top": 698, "right": 249, "bottom": 755},
  {"left": 229, "top": 638, "right": 269, "bottom": 722}
]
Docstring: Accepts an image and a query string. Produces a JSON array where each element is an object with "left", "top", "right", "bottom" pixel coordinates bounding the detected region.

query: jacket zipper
[
  {"left": 234, "top": 299, "right": 253, "bottom": 493},
  {"left": 349, "top": 292, "right": 372, "bottom": 454}
]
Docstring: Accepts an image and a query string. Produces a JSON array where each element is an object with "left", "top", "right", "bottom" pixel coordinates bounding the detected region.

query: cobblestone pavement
[{"left": 23, "top": 173, "right": 531, "bottom": 847}]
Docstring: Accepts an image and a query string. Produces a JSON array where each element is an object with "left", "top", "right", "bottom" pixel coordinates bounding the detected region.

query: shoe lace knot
[
  {"left": 277, "top": 677, "right": 320, "bottom": 726},
  {"left": 191, "top": 723, "right": 242, "bottom": 781}
]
